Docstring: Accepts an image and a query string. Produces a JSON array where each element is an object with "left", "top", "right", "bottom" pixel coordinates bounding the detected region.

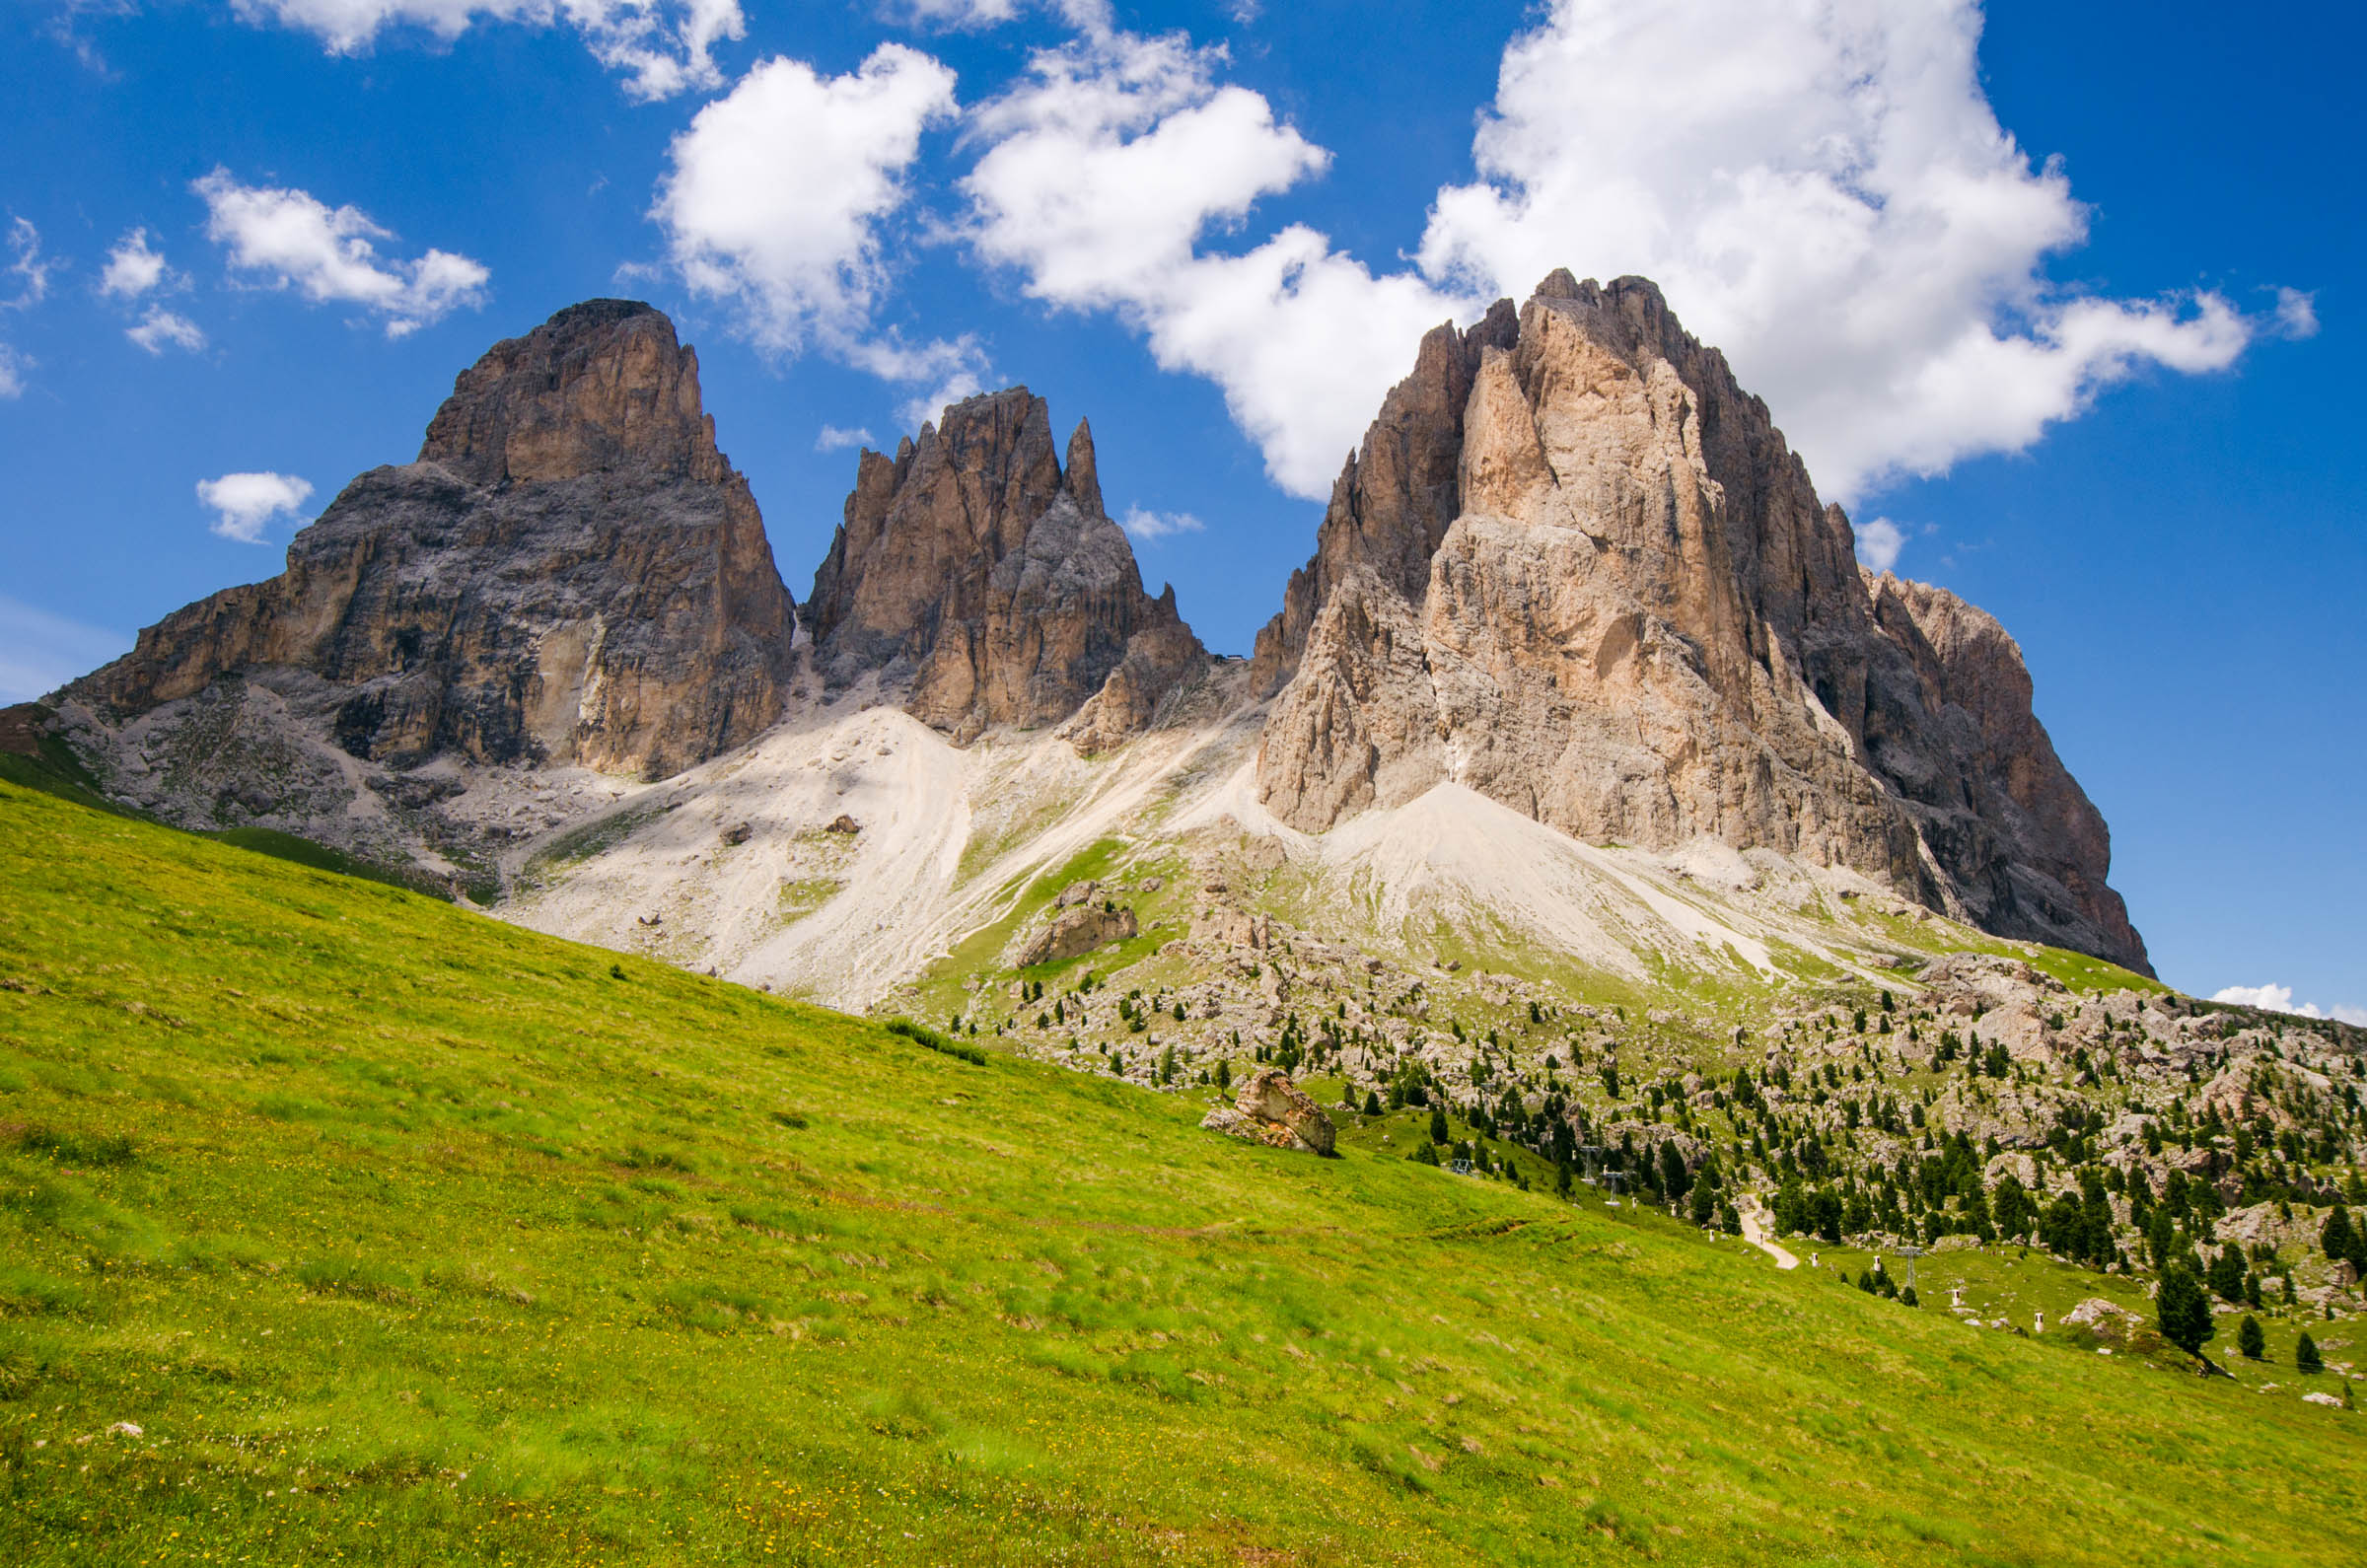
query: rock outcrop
[
  {"left": 68, "top": 300, "right": 797, "bottom": 780},
  {"left": 806, "top": 390, "right": 1205, "bottom": 748},
  {"left": 1201, "top": 1069, "right": 1335, "bottom": 1156},
  {"left": 1252, "top": 272, "right": 2147, "bottom": 972},
  {"left": 1014, "top": 901, "right": 1138, "bottom": 967}
]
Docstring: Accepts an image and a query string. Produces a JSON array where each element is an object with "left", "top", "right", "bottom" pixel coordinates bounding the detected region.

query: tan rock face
[
  {"left": 1255, "top": 272, "right": 2148, "bottom": 973},
  {"left": 807, "top": 391, "right": 1204, "bottom": 748},
  {"left": 70, "top": 300, "right": 796, "bottom": 780}
]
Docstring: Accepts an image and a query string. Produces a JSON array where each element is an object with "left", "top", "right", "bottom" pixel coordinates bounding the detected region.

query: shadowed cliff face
[
  {"left": 806, "top": 388, "right": 1205, "bottom": 748},
  {"left": 70, "top": 300, "right": 798, "bottom": 780},
  {"left": 1253, "top": 272, "right": 2148, "bottom": 973}
]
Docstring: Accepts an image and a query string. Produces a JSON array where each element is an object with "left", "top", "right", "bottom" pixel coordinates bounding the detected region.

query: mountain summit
[
  {"left": 69, "top": 300, "right": 797, "bottom": 784},
  {"left": 1256, "top": 273, "right": 2144, "bottom": 971}
]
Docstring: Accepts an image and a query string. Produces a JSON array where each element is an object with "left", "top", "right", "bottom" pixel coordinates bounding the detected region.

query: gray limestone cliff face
[
  {"left": 1252, "top": 271, "right": 2148, "bottom": 972},
  {"left": 67, "top": 300, "right": 798, "bottom": 781},
  {"left": 806, "top": 388, "right": 1205, "bottom": 748}
]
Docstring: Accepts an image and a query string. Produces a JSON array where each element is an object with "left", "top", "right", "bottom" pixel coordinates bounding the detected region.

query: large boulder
[
  {"left": 1202, "top": 1069, "right": 1335, "bottom": 1157},
  {"left": 2061, "top": 1297, "right": 2145, "bottom": 1346}
]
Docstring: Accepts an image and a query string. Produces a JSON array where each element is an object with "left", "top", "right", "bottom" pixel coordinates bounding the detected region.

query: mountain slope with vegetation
[{"left": 1, "top": 780, "right": 2360, "bottom": 1565}]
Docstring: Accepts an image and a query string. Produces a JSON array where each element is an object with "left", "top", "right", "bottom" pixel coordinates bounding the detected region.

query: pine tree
[
  {"left": 2324, "top": 1205, "right": 2359, "bottom": 1269},
  {"left": 2156, "top": 1265, "right": 2215, "bottom": 1357},
  {"left": 2296, "top": 1331, "right": 2324, "bottom": 1374},
  {"left": 1659, "top": 1141, "right": 1691, "bottom": 1200},
  {"left": 2207, "top": 1246, "right": 2248, "bottom": 1303},
  {"left": 1429, "top": 1106, "right": 1450, "bottom": 1146},
  {"left": 1362, "top": 1089, "right": 1381, "bottom": 1116},
  {"left": 1215, "top": 1059, "right": 1231, "bottom": 1091},
  {"left": 2238, "top": 1315, "right": 2265, "bottom": 1360}
]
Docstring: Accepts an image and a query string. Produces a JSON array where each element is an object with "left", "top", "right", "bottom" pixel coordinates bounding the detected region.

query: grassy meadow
[{"left": 1, "top": 777, "right": 2361, "bottom": 1564}]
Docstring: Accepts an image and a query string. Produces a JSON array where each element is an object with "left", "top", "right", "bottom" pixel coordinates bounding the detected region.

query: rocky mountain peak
[
  {"left": 416, "top": 299, "right": 728, "bottom": 487},
  {"left": 1255, "top": 271, "right": 2148, "bottom": 972},
  {"left": 1248, "top": 297, "right": 1520, "bottom": 694},
  {"left": 61, "top": 300, "right": 797, "bottom": 867},
  {"left": 808, "top": 388, "right": 1204, "bottom": 748}
]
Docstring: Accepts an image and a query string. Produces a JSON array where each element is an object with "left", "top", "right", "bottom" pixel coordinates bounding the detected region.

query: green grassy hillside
[{"left": 0, "top": 778, "right": 2359, "bottom": 1565}]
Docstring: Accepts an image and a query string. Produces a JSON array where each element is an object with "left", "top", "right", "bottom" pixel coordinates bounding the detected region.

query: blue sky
[{"left": 1, "top": 1, "right": 2358, "bottom": 1013}]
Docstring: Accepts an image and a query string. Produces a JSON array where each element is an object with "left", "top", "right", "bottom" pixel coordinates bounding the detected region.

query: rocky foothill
[{"left": 959, "top": 867, "right": 2364, "bottom": 1315}]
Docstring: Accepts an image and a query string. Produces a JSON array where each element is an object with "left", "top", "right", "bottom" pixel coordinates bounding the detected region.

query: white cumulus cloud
[
  {"left": 654, "top": 44, "right": 980, "bottom": 407},
  {"left": 2273, "top": 287, "right": 2320, "bottom": 340},
  {"left": 964, "top": 29, "right": 1460, "bottom": 499},
  {"left": 234, "top": 0, "right": 746, "bottom": 101},
  {"left": 1117, "top": 505, "right": 1204, "bottom": 543},
  {"left": 194, "top": 169, "right": 489, "bottom": 338},
  {"left": 2210, "top": 984, "right": 2367, "bottom": 1027},
  {"left": 1854, "top": 517, "right": 1907, "bottom": 574},
  {"left": 197, "top": 469, "right": 315, "bottom": 543},
  {"left": 1418, "top": 0, "right": 2265, "bottom": 501},
  {"left": 0, "top": 594, "right": 130, "bottom": 704},
  {"left": 815, "top": 423, "right": 875, "bottom": 452},
  {"left": 100, "top": 228, "right": 174, "bottom": 299},
  {"left": 961, "top": 4, "right": 2283, "bottom": 505},
  {"left": 127, "top": 308, "right": 207, "bottom": 355},
  {"left": 843, "top": 333, "right": 989, "bottom": 429}
]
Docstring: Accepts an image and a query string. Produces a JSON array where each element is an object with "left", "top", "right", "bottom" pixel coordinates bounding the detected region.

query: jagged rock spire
[{"left": 808, "top": 389, "right": 1204, "bottom": 748}]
